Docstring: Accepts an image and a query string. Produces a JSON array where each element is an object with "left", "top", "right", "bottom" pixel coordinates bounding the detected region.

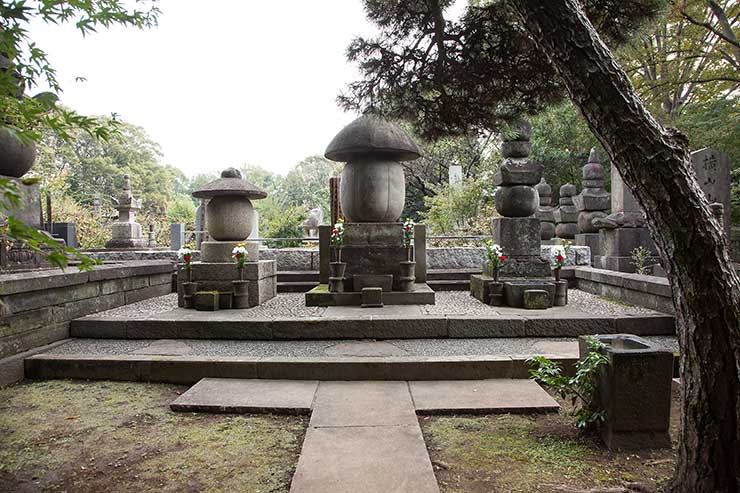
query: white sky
[{"left": 29, "top": 1, "right": 466, "bottom": 178}]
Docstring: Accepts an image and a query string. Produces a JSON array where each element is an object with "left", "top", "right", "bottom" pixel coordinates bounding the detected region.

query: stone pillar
[
  {"left": 170, "top": 223, "right": 185, "bottom": 251},
  {"left": 449, "top": 164, "right": 463, "bottom": 189},
  {"left": 574, "top": 149, "right": 610, "bottom": 261},
  {"left": 491, "top": 120, "right": 549, "bottom": 278},
  {"left": 106, "top": 175, "right": 148, "bottom": 249},
  {"left": 554, "top": 183, "right": 578, "bottom": 240},
  {"left": 329, "top": 176, "right": 342, "bottom": 227},
  {"left": 690, "top": 148, "right": 731, "bottom": 237},
  {"left": 535, "top": 178, "right": 556, "bottom": 242}
]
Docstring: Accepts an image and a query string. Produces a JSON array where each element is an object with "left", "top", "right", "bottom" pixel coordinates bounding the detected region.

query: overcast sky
[{"left": 28, "top": 0, "right": 391, "bottom": 177}]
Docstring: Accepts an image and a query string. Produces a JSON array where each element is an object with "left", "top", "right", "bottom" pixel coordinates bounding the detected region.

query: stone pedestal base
[
  {"left": 106, "top": 222, "right": 148, "bottom": 249},
  {"left": 305, "top": 283, "right": 434, "bottom": 307},
  {"left": 490, "top": 217, "right": 550, "bottom": 278},
  {"left": 600, "top": 227, "right": 656, "bottom": 257},
  {"left": 575, "top": 233, "right": 600, "bottom": 263},
  {"left": 201, "top": 240, "right": 259, "bottom": 263},
  {"left": 471, "top": 275, "right": 563, "bottom": 309},
  {"left": 177, "top": 260, "right": 276, "bottom": 308}
]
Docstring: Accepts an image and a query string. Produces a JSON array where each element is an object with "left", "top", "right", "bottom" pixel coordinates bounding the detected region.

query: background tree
[
  {"left": 342, "top": 0, "right": 740, "bottom": 490},
  {"left": 619, "top": 0, "right": 740, "bottom": 122}
]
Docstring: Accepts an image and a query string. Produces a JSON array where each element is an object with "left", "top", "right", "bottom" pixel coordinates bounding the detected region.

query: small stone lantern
[
  {"left": 325, "top": 115, "right": 421, "bottom": 222},
  {"left": 192, "top": 168, "right": 266, "bottom": 262}
]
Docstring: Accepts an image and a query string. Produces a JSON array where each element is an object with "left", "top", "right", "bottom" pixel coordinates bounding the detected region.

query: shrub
[{"left": 528, "top": 336, "right": 609, "bottom": 430}]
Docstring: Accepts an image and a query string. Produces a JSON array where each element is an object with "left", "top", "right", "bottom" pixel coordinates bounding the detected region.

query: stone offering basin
[
  {"left": 578, "top": 334, "right": 673, "bottom": 450},
  {"left": 503, "top": 280, "right": 555, "bottom": 308}
]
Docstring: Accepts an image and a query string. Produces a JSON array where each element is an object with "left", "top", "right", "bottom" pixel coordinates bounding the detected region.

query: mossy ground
[
  {"left": 421, "top": 392, "right": 679, "bottom": 493},
  {"left": 0, "top": 380, "right": 307, "bottom": 492}
]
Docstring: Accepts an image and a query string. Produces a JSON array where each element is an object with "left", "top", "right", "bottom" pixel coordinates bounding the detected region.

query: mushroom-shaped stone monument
[
  {"left": 177, "top": 168, "right": 277, "bottom": 310},
  {"left": 306, "top": 115, "right": 435, "bottom": 307}
]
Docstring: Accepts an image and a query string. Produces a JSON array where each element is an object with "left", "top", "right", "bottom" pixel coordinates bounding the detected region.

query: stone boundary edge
[
  {"left": 70, "top": 312, "right": 675, "bottom": 340},
  {"left": 574, "top": 266, "right": 674, "bottom": 314}
]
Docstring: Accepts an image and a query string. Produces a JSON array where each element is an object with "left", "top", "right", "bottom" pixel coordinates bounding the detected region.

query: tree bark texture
[{"left": 508, "top": 1, "right": 740, "bottom": 491}]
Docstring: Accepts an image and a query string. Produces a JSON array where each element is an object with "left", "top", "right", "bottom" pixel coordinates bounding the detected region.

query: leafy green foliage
[
  {"left": 1, "top": 1, "right": 159, "bottom": 141},
  {"left": 261, "top": 205, "right": 305, "bottom": 248},
  {"left": 421, "top": 177, "right": 495, "bottom": 236},
  {"left": 528, "top": 336, "right": 609, "bottom": 430},
  {"left": 1, "top": 178, "right": 99, "bottom": 270},
  {"left": 340, "top": 0, "right": 664, "bottom": 139},
  {"left": 630, "top": 246, "right": 652, "bottom": 275}
]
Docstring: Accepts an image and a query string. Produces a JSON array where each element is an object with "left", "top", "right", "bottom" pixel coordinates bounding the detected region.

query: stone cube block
[
  {"left": 494, "top": 159, "right": 543, "bottom": 186},
  {"left": 503, "top": 280, "right": 555, "bottom": 308},
  {"left": 194, "top": 291, "right": 220, "bottom": 311},
  {"left": 600, "top": 227, "right": 657, "bottom": 257},
  {"left": 361, "top": 287, "right": 384, "bottom": 307},
  {"left": 491, "top": 217, "right": 541, "bottom": 257},
  {"left": 523, "top": 289, "right": 550, "bottom": 309}
]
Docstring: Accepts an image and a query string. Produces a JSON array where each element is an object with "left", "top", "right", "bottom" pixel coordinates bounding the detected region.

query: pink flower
[
  {"left": 499, "top": 255, "right": 506, "bottom": 262},
  {"left": 557, "top": 255, "right": 564, "bottom": 262},
  {"left": 183, "top": 254, "right": 191, "bottom": 263}
]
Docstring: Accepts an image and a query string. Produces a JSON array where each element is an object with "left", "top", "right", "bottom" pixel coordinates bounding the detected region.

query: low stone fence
[
  {"left": 0, "top": 260, "right": 174, "bottom": 367},
  {"left": 574, "top": 266, "right": 674, "bottom": 314},
  {"left": 84, "top": 246, "right": 592, "bottom": 272}
]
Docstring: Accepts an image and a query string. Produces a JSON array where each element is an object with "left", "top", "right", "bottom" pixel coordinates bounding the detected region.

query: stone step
[
  {"left": 70, "top": 311, "right": 676, "bottom": 340},
  {"left": 24, "top": 337, "right": 680, "bottom": 384},
  {"left": 277, "top": 281, "right": 318, "bottom": 293},
  {"left": 427, "top": 279, "right": 470, "bottom": 291},
  {"left": 277, "top": 271, "right": 320, "bottom": 283},
  {"left": 427, "top": 268, "right": 480, "bottom": 280}
]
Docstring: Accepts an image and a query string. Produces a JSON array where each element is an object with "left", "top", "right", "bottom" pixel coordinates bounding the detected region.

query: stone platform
[
  {"left": 305, "top": 283, "right": 435, "bottom": 307},
  {"left": 176, "top": 259, "right": 277, "bottom": 308},
  {"left": 23, "top": 335, "right": 679, "bottom": 383}
]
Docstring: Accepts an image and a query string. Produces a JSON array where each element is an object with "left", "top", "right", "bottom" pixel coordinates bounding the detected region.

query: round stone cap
[
  {"left": 192, "top": 167, "right": 267, "bottom": 199},
  {"left": 535, "top": 177, "right": 552, "bottom": 197},
  {"left": 560, "top": 183, "right": 577, "bottom": 197},
  {"left": 325, "top": 115, "right": 421, "bottom": 162}
]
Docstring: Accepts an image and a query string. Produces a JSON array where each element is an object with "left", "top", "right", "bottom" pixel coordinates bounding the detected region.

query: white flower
[{"left": 177, "top": 247, "right": 193, "bottom": 261}]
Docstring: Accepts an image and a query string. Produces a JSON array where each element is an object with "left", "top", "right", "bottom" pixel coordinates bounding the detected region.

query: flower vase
[
  {"left": 399, "top": 260, "right": 416, "bottom": 292},
  {"left": 492, "top": 266, "right": 500, "bottom": 282},
  {"left": 406, "top": 246, "right": 414, "bottom": 262},
  {"left": 554, "top": 268, "right": 562, "bottom": 282},
  {"left": 232, "top": 280, "right": 250, "bottom": 309},
  {"left": 329, "top": 261, "right": 347, "bottom": 293}
]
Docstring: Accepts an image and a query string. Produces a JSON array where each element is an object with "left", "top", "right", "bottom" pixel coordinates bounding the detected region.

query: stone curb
[
  {"left": 70, "top": 313, "right": 676, "bottom": 340},
  {"left": 24, "top": 353, "right": 575, "bottom": 384}
]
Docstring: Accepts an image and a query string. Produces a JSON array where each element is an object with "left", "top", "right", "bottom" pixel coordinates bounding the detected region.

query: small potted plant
[
  {"left": 231, "top": 243, "right": 250, "bottom": 306},
  {"left": 329, "top": 220, "right": 346, "bottom": 292},
  {"left": 399, "top": 218, "right": 416, "bottom": 291},
  {"left": 484, "top": 241, "right": 506, "bottom": 282},
  {"left": 178, "top": 245, "right": 197, "bottom": 307}
]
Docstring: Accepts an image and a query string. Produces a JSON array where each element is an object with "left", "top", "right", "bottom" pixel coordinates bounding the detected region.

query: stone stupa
[{"left": 306, "top": 115, "right": 435, "bottom": 307}]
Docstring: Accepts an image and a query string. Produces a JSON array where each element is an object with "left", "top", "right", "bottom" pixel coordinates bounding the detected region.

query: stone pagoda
[
  {"left": 554, "top": 183, "right": 578, "bottom": 240},
  {"left": 305, "top": 115, "right": 434, "bottom": 307},
  {"left": 574, "top": 149, "right": 610, "bottom": 260},
  {"left": 470, "top": 120, "right": 566, "bottom": 309},
  {"left": 177, "top": 168, "right": 277, "bottom": 309},
  {"left": 106, "top": 175, "right": 148, "bottom": 249},
  {"left": 535, "top": 178, "right": 556, "bottom": 242}
]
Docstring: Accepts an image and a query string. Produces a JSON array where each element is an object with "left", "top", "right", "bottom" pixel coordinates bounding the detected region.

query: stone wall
[
  {"left": 84, "top": 246, "right": 592, "bottom": 271},
  {"left": 0, "top": 260, "right": 174, "bottom": 361},
  {"left": 574, "top": 266, "right": 674, "bottom": 314}
]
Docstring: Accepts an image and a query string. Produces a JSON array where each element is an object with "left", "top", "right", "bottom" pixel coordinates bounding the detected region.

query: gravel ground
[
  {"left": 48, "top": 336, "right": 678, "bottom": 358},
  {"left": 94, "top": 289, "right": 656, "bottom": 320}
]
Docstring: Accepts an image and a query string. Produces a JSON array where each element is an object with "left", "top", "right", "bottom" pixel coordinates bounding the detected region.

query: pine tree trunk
[{"left": 508, "top": 1, "right": 740, "bottom": 490}]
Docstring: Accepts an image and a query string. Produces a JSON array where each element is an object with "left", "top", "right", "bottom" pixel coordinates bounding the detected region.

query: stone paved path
[{"left": 171, "top": 378, "right": 559, "bottom": 492}]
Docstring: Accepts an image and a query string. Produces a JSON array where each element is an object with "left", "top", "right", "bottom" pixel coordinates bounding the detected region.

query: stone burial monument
[
  {"left": 177, "top": 168, "right": 277, "bottom": 310},
  {"left": 690, "top": 147, "right": 731, "bottom": 237},
  {"left": 105, "top": 175, "right": 149, "bottom": 249},
  {"left": 306, "top": 114, "right": 435, "bottom": 307},
  {"left": 593, "top": 167, "right": 658, "bottom": 273},
  {"left": 574, "top": 149, "right": 610, "bottom": 262},
  {"left": 470, "top": 120, "right": 567, "bottom": 309}
]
